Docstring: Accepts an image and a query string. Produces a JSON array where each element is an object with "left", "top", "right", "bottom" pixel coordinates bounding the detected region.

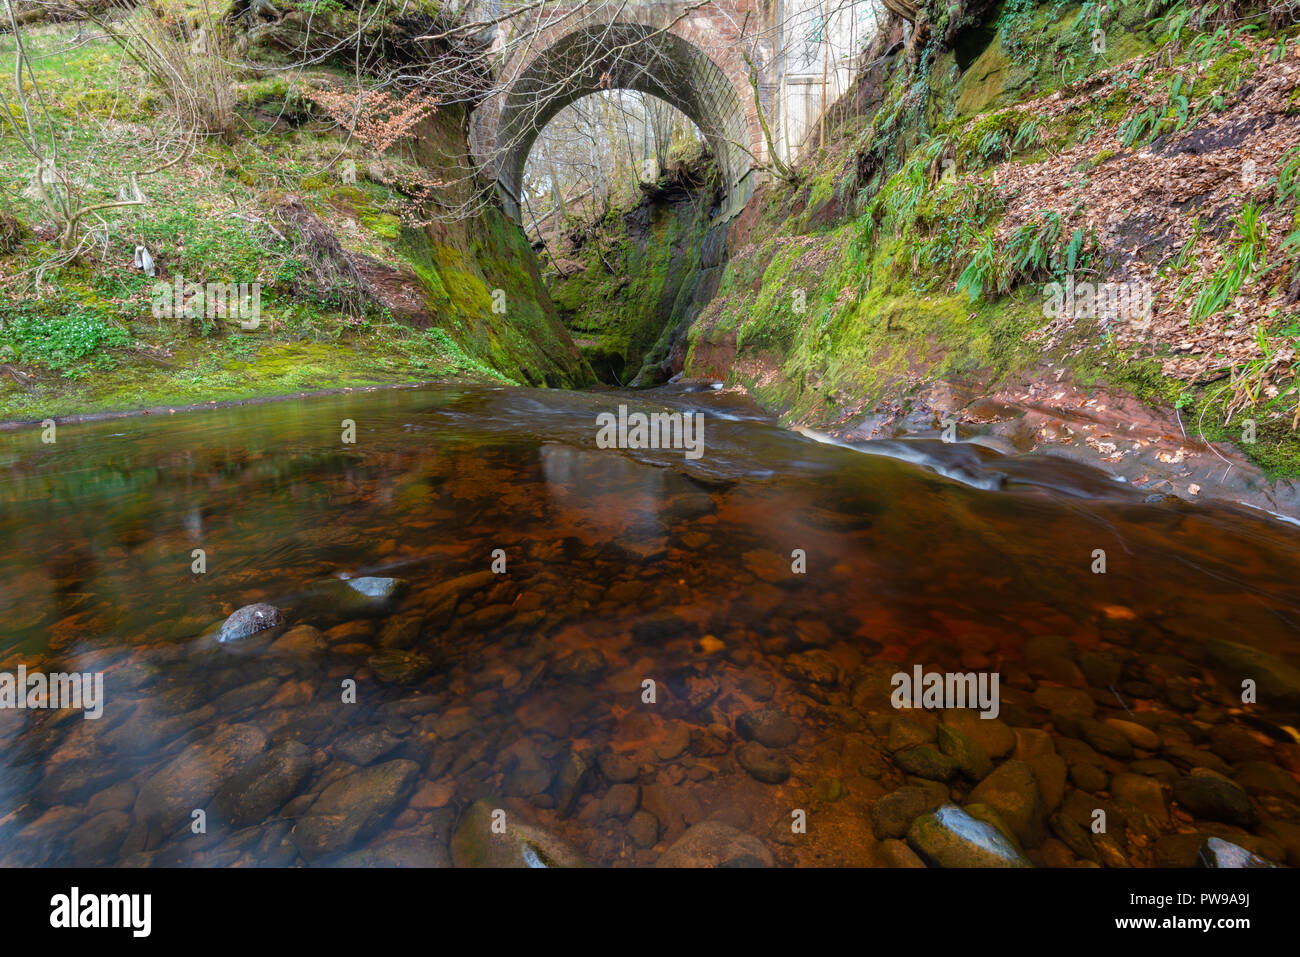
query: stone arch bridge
[{"left": 470, "top": 1, "right": 773, "bottom": 225}]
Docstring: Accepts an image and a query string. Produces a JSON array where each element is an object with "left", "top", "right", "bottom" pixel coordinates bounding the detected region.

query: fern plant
[
  {"left": 956, "top": 233, "right": 1000, "bottom": 302},
  {"left": 1191, "top": 203, "right": 1268, "bottom": 324}
]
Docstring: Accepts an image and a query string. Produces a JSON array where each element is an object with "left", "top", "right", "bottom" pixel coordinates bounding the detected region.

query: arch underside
[{"left": 492, "top": 22, "right": 754, "bottom": 224}]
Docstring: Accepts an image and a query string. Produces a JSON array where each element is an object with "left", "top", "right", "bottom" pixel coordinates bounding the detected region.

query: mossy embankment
[
  {"left": 0, "top": 16, "right": 592, "bottom": 423},
  {"left": 677, "top": 2, "right": 1300, "bottom": 507},
  {"left": 542, "top": 154, "right": 726, "bottom": 386}
]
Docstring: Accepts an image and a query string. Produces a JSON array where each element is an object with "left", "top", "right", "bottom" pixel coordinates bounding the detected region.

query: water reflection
[{"left": 0, "top": 383, "right": 1297, "bottom": 867}]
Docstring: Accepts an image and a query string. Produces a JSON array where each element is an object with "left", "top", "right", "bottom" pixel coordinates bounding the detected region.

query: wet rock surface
[
  {"left": 218, "top": 604, "right": 285, "bottom": 644},
  {"left": 907, "top": 805, "right": 1033, "bottom": 868}
]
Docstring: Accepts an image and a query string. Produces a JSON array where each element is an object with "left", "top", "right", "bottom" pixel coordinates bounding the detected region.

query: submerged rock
[
  {"left": 134, "top": 724, "right": 269, "bottom": 832},
  {"left": 893, "top": 746, "right": 958, "bottom": 782},
  {"left": 628, "top": 809, "right": 660, "bottom": 848},
  {"left": 299, "top": 577, "right": 410, "bottom": 622},
  {"left": 1202, "top": 638, "right": 1300, "bottom": 709},
  {"left": 212, "top": 740, "right": 312, "bottom": 827},
  {"left": 1173, "top": 773, "right": 1257, "bottom": 826},
  {"left": 66, "top": 810, "right": 132, "bottom": 866},
  {"left": 736, "top": 706, "right": 800, "bottom": 748},
  {"left": 269, "top": 624, "right": 326, "bottom": 657},
  {"left": 655, "top": 821, "right": 774, "bottom": 867},
  {"left": 218, "top": 603, "right": 284, "bottom": 644},
  {"left": 736, "top": 741, "right": 790, "bottom": 784},
  {"left": 869, "top": 786, "right": 946, "bottom": 840},
  {"left": 937, "top": 724, "right": 993, "bottom": 780},
  {"left": 450, "top": 798, "right": 586, "bottom": 868},
  {"left": 906, "top": 805, "right": 1033, "bottom": 868},
  {"left": 366, "top": 650, "right": 436, "bottom": 683},
  {"left": 967, "top": 759, "right": 1047, "bottom": 848},
  {"left": 292, "top": 759, "right": 420, "bottom": 861},
  {"left": 333, "top": 835, "right": 452, "bottom": 868}
]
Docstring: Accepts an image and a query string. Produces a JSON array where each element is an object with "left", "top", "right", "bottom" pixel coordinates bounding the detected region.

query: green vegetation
[
  {"left": 677, "top": 0, "right": 1300, "bottom": 481},
  {"left": 0, "top": 10, "right": 589, "bottom": 420}
]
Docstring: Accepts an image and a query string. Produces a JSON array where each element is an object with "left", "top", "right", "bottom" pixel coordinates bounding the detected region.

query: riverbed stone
[
  {"left": 1111, "top": 772, "right": 1169, "bottom": 827},
  {"left": 937, "top": 724, "right": 993, "bottom": 780},
  {"left": 552, "top": 647, "right": 607, "bottom": 684},
  {"left": 893, "top": 746, "right": 958, "bottom": 782},
  {"left": 1033, "top": 685, "right": 1096, "bottom": 720},
  {"left": 782, "top": 649, "right": 840, "bottom": 685},
  {"left": 1233, "top": 760, "right": 1300, "bottom": 800},
  {"left": 656, "top": 821, "right": 773, "bottom": 867},
  {"left": 1104, "top": 718, "right": 1161, "bottom": 751},
  {"left": 869, "top": 786, "right": 946, "bottom": 839},
  {"left": 367, "top": 650, "right": 436, "bottom": 683},
  {"left": 601, "top": 783, "right": 640, "bottom": 820},
  {"left": 886, "top": 714, "right": 936, "bottom": 751},
  {"left": 334, "top": 726, "right": 402, "bottom": 766},
  {"left": 906, "top": 804, "right": 1033, "bottom": 868},
  {"left": 1164, "top": 744, "right": 1233, "bottom": 775},
  {"left": 450, "top": 798, "right": 586, "bottom": 867},
  {"left": 301, "top": 577, "right": 409, "bottom": 622},
  {"left": 628, "top": 810, "right": 660, "bottom": 848},
  {"left": 552, "top": 750, "right": 590, "bottom": 817},
  {"left": 736, "top": 706, "right": 799, "bottom": 748},
  {"left": 1258, "top": 819, "right": 1300, "bottom": 866},
  {"left": 878, "top": 838, "right": 926, "bottom": 867},
  {"left": 1130, "top": 758, "right": 1180, "bottom": 784},
  {"left": 1024, "top": 753, "right": 1067, "bottom": 811},
  {"left": 1202, "top": 638, "right": 1300, "bottom": 709},
  {"left": 292, "top": 759, "right": 420, "bottom": 860},
  {"left": 1080, "top": 719, "right": 1133, "bottom": 758},
  {"left": 134, "top": 723, "right": 268, "bottom": 832},
  {"left": 1049, "top": 811, "right": 1099, "bottom": 863},
  {"left": 737, "top": 741, "right": 790, "bottom": 784},
  {"left": 270, "top": 624, "right": 326, "bottom": 657},
  {"left": 1173, "top": 773, "right": 1256, "bottom": 826},
  {"left": 1209, "top": 725, "right": 1273, "bottom": 764},
  {"left": 968, "top": 759, "right": 1047, "bottom": 848},
  {"left": 598, "top": 751, "right": 639, "bottom": 783},
  {"left": 334, "top": 834, "right": 452, "bottom": 867},
  {"left": 212, "top": 740, "right": 312, "bottom": 827},
  {"left": 377, "top": 615, "right": 422, "bottom": 650},
  {"left": 218, "top": 603, "right": 284, "bottom": 644},
  {"left": 67, "top": 811, "right": 132, "bottom": 866},
  {"left": 941, "top": 709, "right": 1015, "bottom": 759}
]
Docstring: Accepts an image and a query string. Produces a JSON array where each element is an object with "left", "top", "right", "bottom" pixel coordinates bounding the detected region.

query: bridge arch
[{"left": 474, "top": 20, "right": 759, "bottom": 224}]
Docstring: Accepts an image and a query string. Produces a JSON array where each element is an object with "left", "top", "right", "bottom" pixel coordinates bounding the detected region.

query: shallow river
[{"left": 1, "top": 382, "right": 1298, "bottom": 867}]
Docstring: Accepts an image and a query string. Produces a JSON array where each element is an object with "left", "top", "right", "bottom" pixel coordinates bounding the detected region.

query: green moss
[
  {"left": 546, "top": 165, "right": 717, "bottom": 383},
  {"left": 0, "top": 23, "right": 592, "bottom": 415}
]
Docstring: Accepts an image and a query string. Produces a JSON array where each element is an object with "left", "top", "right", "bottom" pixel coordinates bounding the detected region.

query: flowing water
[{"left": 1, "top": 382, "right": 1298, "bottom": 867}]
